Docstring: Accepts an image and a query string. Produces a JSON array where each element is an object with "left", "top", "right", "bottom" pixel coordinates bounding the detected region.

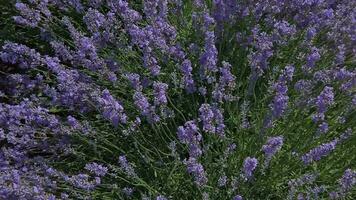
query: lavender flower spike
[{"left": 243, "top": 157, "right": 258, "bottom": 179}]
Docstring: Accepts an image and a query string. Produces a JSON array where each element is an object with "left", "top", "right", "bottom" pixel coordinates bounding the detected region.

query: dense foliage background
[{"left": 0, "top": 0, "right": 355, "bottom": 199}]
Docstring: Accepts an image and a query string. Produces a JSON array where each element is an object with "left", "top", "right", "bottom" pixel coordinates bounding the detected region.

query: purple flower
[
  {"left": 180, "top": 59, "right": 196, "bottom": 93},
  {"left": 301, "top": 138, "right": 339, "bottom": 165},
  {"left": 177, "top": 120, "right": 202, "bottom": 158},
  {"left": 153, "top": 82, "right": 168, "bottom": 106},
  {"left": 233, "top": 195, "right": 243, "bottom": 200},
  {"left": 122, "top": 187, "right": 134, "bottom": 197},
  {"left": 274, "top": 20, "right": 296, "bottom": 36},
  {"left": 126, "top": 73, "right": 142, "bottom": 90},
  {"left": 118, "top": 155, "right": 137, "bottom": 178},
  {"left": 317, "top": 122, "right": 329, "bottom": 134},
  {"left": 200, "top": 31, "right": 218, "bottom": 83},
  {"left": 312, "top": 86, "right": 334, "bottom": 122},
  {"left": 270, "top": 82, "right": 289, "bottom": 118},
  {"left": 184, "top": 157, "right": 208, "bottom": 187},
  {"left": 339, "top": 169, "right": 356, "bottom": 192},
  {"left": 199, "top": 104, "right": 225, "bottom": 136},
  {"left": 262, "top": 136, "right": 284, "bottom": 158},
  {"left": 14, "top": 3, "right": 41, "bottom": 27},
  {"left": 108, "top": 0, "right": 142, "bottom": 23},
  {"left": 306, "top": 47, "right": 321, "bottom": 69},
  {"left": 243, "top": 157, "right": 258, "bottom": 179},
  {"left": 330, "top": 169, "right": 356, "bottom": 199},
  {"left": 133, "top": 91, "right": 151, "bottom": 116},
  {"left": 156, "top": 195, "right": 168, "bottom": 200},
  {"left": 1, "top": 42, "right": 41, "bottom": 69},
  {"left": 98, "top": 89, "right": 127, "bottom": 127},
  {"left": 85, "top": 163, "right": 108, "bottom": 177}
]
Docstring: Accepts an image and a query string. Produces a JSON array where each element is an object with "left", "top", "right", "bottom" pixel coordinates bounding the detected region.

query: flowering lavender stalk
[
  {"left": 107, "top": 0, "right": 142, "bottom": 24},
  {"left": 312, "top": 86, "right": 334, "bottom": 122},
  {"left": 262, "top": 136, "right": 284, "bottom": 167},
  {"left": 1, "top": 42, "right": 41, "bottom": 69},
  {"left": 199, "top": 104, "right": 225, "bottom": 136},
  {"left": 301, "top": 138, "right": 338, "bottom": 165},
  {"left": 180, "top": 59, "right": 196, "bottom": 93},
  {"left": 118, "top": 155, "right": 137, "bottom": 178},
  {"left": 242, "top": 157, "right": 258, "bottom": 180},
  {"left": 287, "top": 173, "right": 318, "bottom": 200},
  {"left": 177, "top": 120, "right": 202, "bottom": 158},
  {"left": 153, "top": 81, "right": 168, "bottom": 106},
  {"left": 270, "top": 65, "right": 295, "bottom": 119},
  {"left": 97, "top": 89, "right": 127, "bottom": 127},
  {"left": 184, "top": 157, "right": 208, "bottom": 187},
  {"left": 85, "top": 163, "right": 108, "bottom": 177},
  {"left": 13, "top": 2, "right": 41, "bottom": 28},
  {"left": 133, "top": 91, "right": 151, "bottom": 116},
  {"left": 305, "top": 47, "right": 321, "bottom": 70},
  {"left": 199, "top": 31, "right": 218, "bottom": 83}
]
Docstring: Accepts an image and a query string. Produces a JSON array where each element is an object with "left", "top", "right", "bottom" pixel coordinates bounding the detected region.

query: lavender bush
[{"left": 0, "top": 0, "right": 355, "bottom": 199}]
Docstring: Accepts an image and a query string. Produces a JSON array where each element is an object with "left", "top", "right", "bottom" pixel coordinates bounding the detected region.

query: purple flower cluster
[
  {"left": 177, "top": 120, "right": 202, "bottom": 158},
  {"left": 270, "top": 65, "right": 295, "bottom": 119},
  {"left": 199, "top": 104, "right": 225, "bottom": 137},
  {"left": 97, "top": 89, "right": 127, "bottom": 127},
  {"left": 118, "top": 155, "right": 137, "bottom": 178},
  {"left": 180, "top": 59, "right": 196, "bottom": 93},
  {"left": 262, "top": 136, "right": 284, "bottom": 167},
  {"left": 177, "top": 120, "right": 207, "bottom": 186},
  {"left": 1, "top": 0, "right": 355, "bottom": 199},
  {"left": 85, "top": 162, "right": 108, "bottom": 177},
  {"left": 153, "top": 81, "right": 168, "bottom": 106},
  {"left": 242, "top": 157, "right": 258, "bottom": 180},
  {"left": 329, "top": 169, "right": 356, "bottom": 199},
  {"left": 300, "top": 129, "right": 353, "bottom": 165},
  {"left": 184, "top": 157, "right": 208, "bottom": 187}
]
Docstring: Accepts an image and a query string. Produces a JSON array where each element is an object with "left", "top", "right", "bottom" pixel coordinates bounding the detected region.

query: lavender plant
[{"left": 0, "top": 0, "right": 355, "bottom": 199}]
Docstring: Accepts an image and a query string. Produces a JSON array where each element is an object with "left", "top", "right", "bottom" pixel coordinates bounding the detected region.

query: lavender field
[{"left": 0, "top": 0, "right": 355, "bottom": 199}]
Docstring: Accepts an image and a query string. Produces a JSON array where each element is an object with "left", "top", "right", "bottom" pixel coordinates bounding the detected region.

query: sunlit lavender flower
[{"left": 107, "top": 0, "right": 142, "bottom": 23}]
